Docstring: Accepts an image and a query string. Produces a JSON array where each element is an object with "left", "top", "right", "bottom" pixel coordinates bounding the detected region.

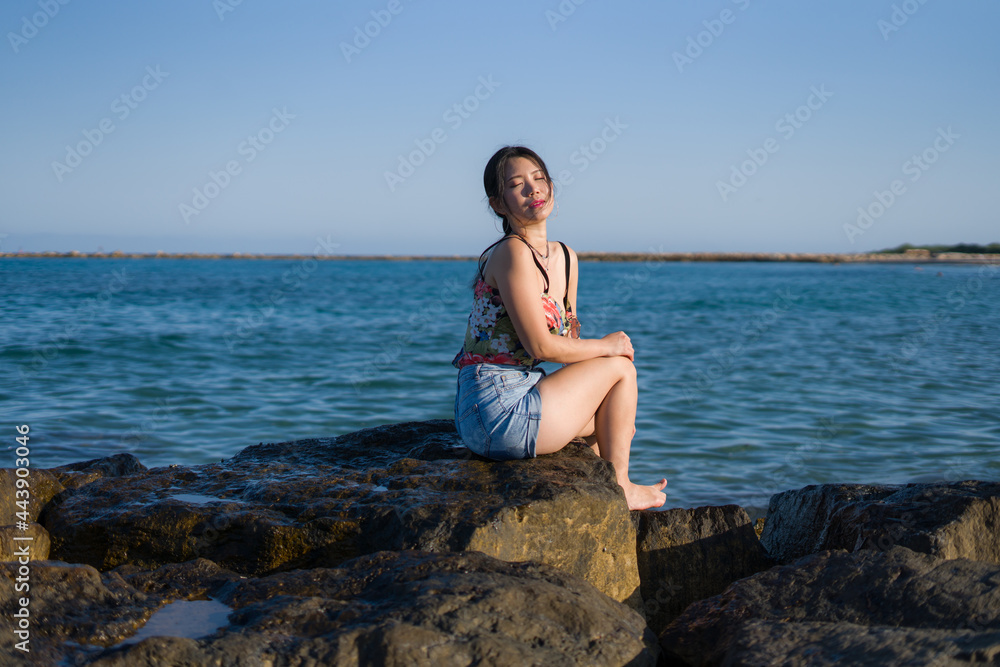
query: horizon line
[{"left": 3, "top": 250, "right": 999, "bottom": 264}]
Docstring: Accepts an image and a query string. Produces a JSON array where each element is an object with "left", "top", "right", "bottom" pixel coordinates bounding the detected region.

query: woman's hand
[{"left": 602, "top": 331, "right": 634, "bottom": 361}]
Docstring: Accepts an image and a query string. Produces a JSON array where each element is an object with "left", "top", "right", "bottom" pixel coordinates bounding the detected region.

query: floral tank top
[
  {"left": 452, "top": 235, "right": 573, "bottom": 370},
  {"left": 451, "top": 278, "right": 565, "bottom": 369}
]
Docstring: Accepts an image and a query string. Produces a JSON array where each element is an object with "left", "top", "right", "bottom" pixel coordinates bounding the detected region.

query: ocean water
[{"left": 3, "top": 257, "right": 999, "bottom": 515}]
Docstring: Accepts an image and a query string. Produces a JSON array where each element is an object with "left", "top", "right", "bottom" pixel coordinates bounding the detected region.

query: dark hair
[
  {"left": 472, "top": 146, "right": 555, "bottom": 286},
  {"left": 483, "top": 146, "right": 554, "bottom": 236}
]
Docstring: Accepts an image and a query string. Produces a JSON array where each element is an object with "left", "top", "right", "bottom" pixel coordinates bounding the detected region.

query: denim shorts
[{"left": 454, "top": 363, "right": 545, "bottom": 461}]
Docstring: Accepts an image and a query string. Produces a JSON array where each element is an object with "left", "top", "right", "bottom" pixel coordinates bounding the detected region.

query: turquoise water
[{"left": 3, "top": 258, "right": 998, "bottom": 515}]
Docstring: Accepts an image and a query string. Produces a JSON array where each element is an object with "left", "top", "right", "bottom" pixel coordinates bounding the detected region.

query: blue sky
[{"left": 1, "top": 0, "right": 997, "bottom": 255}]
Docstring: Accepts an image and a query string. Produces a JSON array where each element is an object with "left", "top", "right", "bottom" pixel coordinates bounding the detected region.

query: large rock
[
  {"left": 0, "top": 453, "right": 147, "bottom": 562},
  {"left": 0, "top": 559, "right": 167, "bottom": 665},
  {"left": 659, "top": 546, "right": 1000, "bottom": 666},
  {"left": 0, "top": 522, "right": 50, "bottom": 561},
  {"left": 0, "top": 468, "right": 65, "bottom": 523},
  {"left": 717, "top": 620, "right": 1000, "bottom": 666},
  {"left": 0, "top": 466, "right": 65, "bottom": 564},
  {"left": 2, "top": 552, "right": 658, "bottom": 666},
  {"left": 48, "top": 452, "right": 147, "bottom": 489},
  {"left": 761, "top": 481, "right": 1000, "bottom": 564},
  {"left": 631, "top": 505, "right": 773, "bottom": 635},
  {"left": 35, "top": 420, "right": 642, "bottom": 607}
]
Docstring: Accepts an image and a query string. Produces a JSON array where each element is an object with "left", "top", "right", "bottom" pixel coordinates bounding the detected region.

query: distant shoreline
[{"left": 3, "top": 250, "right": 1000, "bottom": 264}]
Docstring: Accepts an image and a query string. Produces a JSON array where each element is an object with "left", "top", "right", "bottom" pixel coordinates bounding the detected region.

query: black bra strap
[
  {"left": 560, "top": 241, "right": 573, "bottom": 315},
  {"left": 477, "top": 234, "right": 550, "bottom": 294},
  {"left": 476, "top": 237, "right": 505, "bottom": 280}
]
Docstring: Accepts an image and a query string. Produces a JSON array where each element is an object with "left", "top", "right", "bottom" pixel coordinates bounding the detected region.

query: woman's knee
[{"left": 608, "top": 355, "right": 636, "bottom": 382}]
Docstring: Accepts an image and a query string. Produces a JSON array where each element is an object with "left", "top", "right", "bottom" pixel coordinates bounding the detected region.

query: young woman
[{"left": 452, "top": 145, "right": 667, "bottom": 511}]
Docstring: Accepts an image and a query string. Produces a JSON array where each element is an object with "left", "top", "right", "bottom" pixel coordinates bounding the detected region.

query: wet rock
[
  {"left": 631, "top": 505, "right": 773, "bottom": 635},
  {"left": 49, "top": 452, "right": 147, "bottom": 490},
  {"left": 761, "top": 481, "right": 1000, "bottom": 564},
  {"left": 0, "top": 522, "right": 50, "bottom": 561},
  {"left": 116, "top": 551, "right": 657, "bottom": 667},
  {"left": 36, "top": 420, "right": 642, "bottom": 607},
  {"left": 43, "top": 487, "right": 340, "bottom": 578},
  {"left": 7, "top": 552, "right": 657, "bottom": 666},
  {"left": 659, "top": 546, "right": 1000, "bottom": 666},
  {"left": 0, "top": 468, "right": 65, "bottom": 523},
  {"left": 0, "top": 456, "right": 147, "bottom": 565},
  {"left": 114, "top": 557, "right": 244, "bottom": 601},
  {"left": 0, "top": 559, "right": 168, "bottom": 665},
  {"left": 0, "top": 558, "right": 242, "bottom": 663}
]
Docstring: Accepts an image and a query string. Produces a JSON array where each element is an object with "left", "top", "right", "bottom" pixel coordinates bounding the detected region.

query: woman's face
[{"left": 496, "top": 156, "right": 555, "bottom": 225}]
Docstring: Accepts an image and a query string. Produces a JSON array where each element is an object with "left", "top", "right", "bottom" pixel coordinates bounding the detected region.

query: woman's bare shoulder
[{"left": 483, "top": 237, "right": 533, "bottom": 283}]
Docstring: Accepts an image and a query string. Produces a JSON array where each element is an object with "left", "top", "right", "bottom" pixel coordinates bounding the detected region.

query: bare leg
[
  {"left": 534, "top": 357, "right": 667, "bottom": 510},
  {"left": 581, "top": 427, "right": 635, "bottom": 456}
]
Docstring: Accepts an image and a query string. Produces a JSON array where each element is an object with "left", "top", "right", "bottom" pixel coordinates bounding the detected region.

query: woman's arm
[{"left": 489, "top": 240, "right": 632, "bottom": 364}]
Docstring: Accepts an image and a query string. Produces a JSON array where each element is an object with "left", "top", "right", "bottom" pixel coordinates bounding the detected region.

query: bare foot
[{"left": 622, "top": 478, "right": 667, "bottom": 511}]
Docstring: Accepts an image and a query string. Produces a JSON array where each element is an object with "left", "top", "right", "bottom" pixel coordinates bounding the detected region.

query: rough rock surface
[
  {"left": 13, "top": 418, "right": 999, "bottom": 665},
  {"left": 36, "top": 420, "right": 642, "bottom": 607},
  {"left": 721, "top": 620, "right": 1000, "bottom": 666},
  {"left": 1, "top": 551, "right": 658, "bottom": 666},
  {"left": 631, "top": 504, "right": 773, "bottom": 635},
  {"left": 0, "top": 522, "right": 50, "bottom": 561},
  {"left": 0, "top": 468, "right": 66, "bottom": 523},
  {"left": 761, "top": 480, "right": 1000, "bottom": 564},
  {"left": 49, "top": 452, "right": 148, "bottom": 489},
  {"left": 0, "top": 559, "right": 167, "bottom": 665},
  {"left": 659, "top": 546, "right": 1000, "bottom": 666}
]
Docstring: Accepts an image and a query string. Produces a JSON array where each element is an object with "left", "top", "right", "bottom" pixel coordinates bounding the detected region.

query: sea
[{"left": 3, "top": 257, "right": 999, "bottom": 516}]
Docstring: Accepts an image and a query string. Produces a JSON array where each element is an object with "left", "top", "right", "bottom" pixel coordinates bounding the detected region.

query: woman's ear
[{"left": 488, "top": 196, "right": 506, "bottom": 216}]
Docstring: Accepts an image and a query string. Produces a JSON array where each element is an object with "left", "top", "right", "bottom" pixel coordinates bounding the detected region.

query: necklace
[
  {"left": 533, "top": 242, "right": 550, "bottom": 262},
  {"left": 528, "top": 241, "right": 549, "bottom": 271},
  {"left": 515, "top": 234, "right": 549, "bottom": 264}
]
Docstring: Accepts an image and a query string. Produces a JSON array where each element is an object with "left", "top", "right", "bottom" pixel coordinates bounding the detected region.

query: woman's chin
[{"left": 523, "top": 208, "right": 551, "bottom": 223}]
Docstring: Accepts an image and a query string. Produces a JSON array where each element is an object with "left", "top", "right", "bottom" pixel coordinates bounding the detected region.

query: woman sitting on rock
[{"left": 452, "top": 145, "right": 667, "bottom": 511}]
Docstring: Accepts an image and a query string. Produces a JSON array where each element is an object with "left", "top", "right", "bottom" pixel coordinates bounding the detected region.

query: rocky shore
[{"left": 2, "top": 420, "right": 998, "bottom": 665}]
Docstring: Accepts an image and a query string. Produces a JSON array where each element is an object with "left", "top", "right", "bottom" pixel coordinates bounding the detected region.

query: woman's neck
[{"left": 510, "top": 221, "right": 548, "bottom": 251}]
